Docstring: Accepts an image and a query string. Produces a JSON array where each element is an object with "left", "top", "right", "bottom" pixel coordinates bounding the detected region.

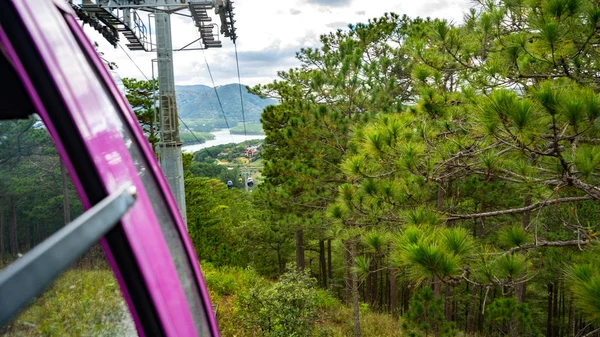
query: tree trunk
[
  {"left": 319, "top": 239, "right": 327, "bottom": 288},
  {"left": 61, "top": 161, "right": 71, "bottom": 224},
  {"left": 295, "top": 228, "right": 305, "bottom": 271},
  {"left": 327, "top": 239, "right": 333, "bottom": 280},
  {"left": 379, "top": 267, "right": 384, "bottom": 311},
  {"left": 446, "top": 178, "right": 455, "bottom": 226},
  {"left": 560, "top": 282, "right": 565, "bottom": 337},
  {"left": 367, "top": 258, "right": 376, "bottom": 307},
  {"left": 523, "top": 192, "right": 532, "bottom": 228},
  {"left": 477, "top": 286, "right": 484, "bottom": 333},
  {"left": 547, "top": 283, "right": 553, "bottom": 337},
  {"left": 437, "top": 180, "right": 445, "bottom": 211},
  {"left": 390, "top": 268, "right": 398, "bottom": 319},
  {"left": 345, "top": 239, "right": 352, "bottom": 306},
  {"left": 444, "top": 283, "right": 452, "bottom": 321},
  {"left": 9, "top": 196, "right": 17, "bottom": 255},
  {"left": 433, "top": 276, "right": 441, "bottom": 298},
  {"left": 515, "top": 192, "right": 532, "bottom": 304},
  {"left": 276, "top": 246, "right": 283, "bottom": 275},
  {"left": 553, "top": 281, "right": 559, "bottom": 337},
  {"left": 568, "top": 293, "right": 574, "bottom": 337},
  {"left": 465, "top": 283, "right": 475, "bottom": 334},
  {"left": 515, "top": 281, "right": 526, "bottom": 303},
  {"left": 0, "top": 197, "right": 4, "bottom": 262},
  {"left": 403, "top": 279, "right": 410, "bottom": 314},
  {"left": 351, "top": 238, "right": 361, "bottom": 337},
  {"left": 434, "top": 185, "right": 444, "bottom": 303}
]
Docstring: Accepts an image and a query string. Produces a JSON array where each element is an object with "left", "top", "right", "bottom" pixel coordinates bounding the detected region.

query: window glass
[
  {"left": 0, "top": 115, "right": 137, "bottom": 337},
  {"left": 65, "top": 15, "right": 212, "bottom": 334}
]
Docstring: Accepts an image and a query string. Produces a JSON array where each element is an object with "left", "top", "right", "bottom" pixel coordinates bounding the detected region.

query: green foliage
[
  {"left": 185, "top": 177, "right": 252, "bottom": 266},
  {"left": 238, "top": 265, "right": 320, "bottom": 337},
  {"left": 314, "top": 289, "right": 342, "bottom": 310},
  {"left": 498, "top": 225, "right": 530, "bottom": 248},
  {"left": 122, "top": 78, "right": 159, "bottom": 149},
  {"left": 182, "top": 1, "right": 600, "bottom": 334},
  {"left": 486, "top": 297, "right": 540, "bottom": 337},
  {"left": 395, "top": 226, "right": 473, "bottom": 283},
  {"left": 402, "top": 287, "right": 457, "bottom": 337},
  {"left": 202, "top": 263, "right": 264, "bottom": 297},
  {"left": 566, "top": 256, "right": 600, "bottom": 323},
  {"left": 202, "top": 264, "right": 406, "bottom": 337},
  {"left": 0, "top": 117, "right": 83, "bottom": 254}
]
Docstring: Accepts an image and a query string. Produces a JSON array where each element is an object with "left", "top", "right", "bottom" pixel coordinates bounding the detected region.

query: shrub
[
  {"left": 402, "top": 287, "right": 457, "bottom": 337},
  {"left": 486, "top": 297, "right": 541, "bottom": 337},
  {"left": 314, "top": 289, "right": 342, "bottom": 310},
  {"left": 238, "top": 265, "right": 319, "bottom": 337}
]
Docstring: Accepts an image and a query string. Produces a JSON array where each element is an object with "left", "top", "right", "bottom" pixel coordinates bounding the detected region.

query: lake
[{"left": 182, "top": 128, "right": 266, "bottom": 153}]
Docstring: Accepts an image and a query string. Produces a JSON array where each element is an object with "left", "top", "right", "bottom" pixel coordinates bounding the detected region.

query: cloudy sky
[{"left": 85, "top": 0, "right": 473, "bottom": 87}]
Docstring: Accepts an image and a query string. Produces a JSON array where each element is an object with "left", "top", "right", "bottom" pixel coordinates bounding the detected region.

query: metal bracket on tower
[
  {"left": 72, "top": 2, "right": 152, "bottom": 51},
  {"left": 215, "top": 0, "right": 237, "bottom": 43},
  {"left": 189, "top": 1, "right": 222, "bottom": 48},
  {"left": 70, "top": 0, "right": 238, "bottom": 228}
]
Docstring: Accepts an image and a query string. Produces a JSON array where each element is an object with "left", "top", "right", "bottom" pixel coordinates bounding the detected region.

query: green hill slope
[{"left": 175, "top": 84, "right": 277, "bottom": 124}]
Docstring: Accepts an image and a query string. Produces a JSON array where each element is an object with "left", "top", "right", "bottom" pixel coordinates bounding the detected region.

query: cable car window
[
  {"left": 0, "top": 115, "right": 137, "bottom": 336},
  {"left": 63, "top": 15, "right": 213, "bottom": 337}
]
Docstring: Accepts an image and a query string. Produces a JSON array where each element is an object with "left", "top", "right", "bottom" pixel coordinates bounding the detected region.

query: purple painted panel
[
  {"left": 63, "top": 9, "right": 222, "bottom": 337},
  {"left": 9, "top": 1, "right": 204, "bottom": 336},
  {"left": 0, "top": 19, "right": 145, "bottom": 336},
  {"left": 62, "top": 11, "right": 220, "bottom": 337}
]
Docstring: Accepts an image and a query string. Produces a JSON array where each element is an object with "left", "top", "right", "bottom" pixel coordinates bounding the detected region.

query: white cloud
[{"left": 86, "top": 0, "right": 472, "bottom": 87}]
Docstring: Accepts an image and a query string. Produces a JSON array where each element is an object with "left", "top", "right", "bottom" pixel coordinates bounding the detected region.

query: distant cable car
[
  {"left": 247, "top": 177, "right": 254, "bottom": 188},
  {"left": 226, "top": 180, "right": 233, "bottom": 189}
]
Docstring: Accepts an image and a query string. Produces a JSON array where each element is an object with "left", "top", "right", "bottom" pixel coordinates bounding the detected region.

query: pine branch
[
  {"left": 568, "top": 177, "right": 600, "bottom": 200},
  {"left": 503, "top": 239, "right": 591, "bottom": 255},
  {"left": 446, "top": 196, "right": 593, "bottom": 220},
  {"left": 582, "top": 328, "right": 600, "bottom": 337}
]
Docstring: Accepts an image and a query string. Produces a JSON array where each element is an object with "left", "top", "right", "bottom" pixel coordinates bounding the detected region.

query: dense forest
[
  {"left": 185, "top": 0, "right": 600, "bottom": 336},
  {"left": 0, "top": 118, "right": 83, "bottom": 257}
]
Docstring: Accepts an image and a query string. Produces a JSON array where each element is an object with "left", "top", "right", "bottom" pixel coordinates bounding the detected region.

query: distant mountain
[{"left": 175, "top": 84, "right": 278, "bottom": 124}]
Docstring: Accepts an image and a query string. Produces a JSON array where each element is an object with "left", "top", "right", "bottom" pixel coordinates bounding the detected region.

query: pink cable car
[{"left": 0, "top": 1, "right": 219, "bottom": 336}]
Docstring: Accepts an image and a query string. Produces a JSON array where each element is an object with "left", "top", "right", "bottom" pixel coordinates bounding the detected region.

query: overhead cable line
[
  {"left": 201, "top": 48, "right": 232, "bottom": 131},
  {"left": 233, "top": 42, "right": 248, "bottom": 143},
  {"left": 118, "top": 43, "right": 148, "bottom": 80},
  {"left": 232, "top": 39, "right": 254, "bottom": 193}
]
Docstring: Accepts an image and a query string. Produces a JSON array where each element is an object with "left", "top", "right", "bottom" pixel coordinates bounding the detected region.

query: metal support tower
[
  {"left": 73, "top": 0, "right": 238, "bottom": 229},
  {"left": 155, "top": 11, "right": 187, "bottom": 226}
]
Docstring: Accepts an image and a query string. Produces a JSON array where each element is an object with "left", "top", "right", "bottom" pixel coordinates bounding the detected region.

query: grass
[
  {"left": 1, "top": 260, "right": 133, "bottom": 337},
  {"left": 1, "top": 258, "right": 407, "bottom": 337},
  {"left": 201, "top": 263, "right": 407, "bottom": 337}
]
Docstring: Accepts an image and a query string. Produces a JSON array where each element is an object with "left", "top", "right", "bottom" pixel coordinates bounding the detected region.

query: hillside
[{"left": 175, "top": 84, "right": 277, "bottom": 124}]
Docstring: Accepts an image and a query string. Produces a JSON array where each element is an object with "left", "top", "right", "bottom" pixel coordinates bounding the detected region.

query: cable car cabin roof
[{"left": 0, "top": 47, "right": 35, "bottom": 119}]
